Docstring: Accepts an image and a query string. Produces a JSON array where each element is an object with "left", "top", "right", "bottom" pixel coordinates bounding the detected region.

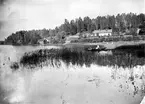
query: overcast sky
[{"left": 0, "top": 0, "right": 144, "bottom": 40}]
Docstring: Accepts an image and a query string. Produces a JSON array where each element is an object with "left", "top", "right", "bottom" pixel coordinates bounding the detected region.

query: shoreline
[
  {"left": 1, "top": 40, "right": 145, "bottom": 50},
  {"left": 64, "top": 40, "right": 145, "bottom": 49}
]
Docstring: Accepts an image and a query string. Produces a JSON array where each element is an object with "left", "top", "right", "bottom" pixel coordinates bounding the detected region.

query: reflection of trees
[{"left": 20, "top": 47, "right": 145, "bottom": 68}]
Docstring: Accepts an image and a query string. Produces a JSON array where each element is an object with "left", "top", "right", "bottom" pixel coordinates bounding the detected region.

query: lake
[{"left": 0, "top": 45, "right": 145, "bottom": 104}]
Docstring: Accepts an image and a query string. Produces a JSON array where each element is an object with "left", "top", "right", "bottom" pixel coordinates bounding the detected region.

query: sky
[{"left": 0, "top": 0, "right": 144, "bottom": 40}]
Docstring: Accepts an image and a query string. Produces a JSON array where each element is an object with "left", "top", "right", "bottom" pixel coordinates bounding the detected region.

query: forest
[{"left": 4, "top": 13, "right": 145, "bottom": 45}]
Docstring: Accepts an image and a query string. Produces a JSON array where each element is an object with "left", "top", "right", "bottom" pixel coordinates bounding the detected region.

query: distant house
[
  {"left": 65, "top": 35, "right": 80, "bottom": 43},
  {"left": 92, "top": 29, "right": 112, "bottom": 37},
  {"left": 38, "top": 37, "right": 51, "bottom": 45}
]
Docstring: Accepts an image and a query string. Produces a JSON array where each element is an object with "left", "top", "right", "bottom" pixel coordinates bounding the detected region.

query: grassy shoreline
[
  {"left": 1, "top": 40, "right": 145, "bottom": 50},
  {"left": 64, "top": 40, "right": 145, "bottom": 49}
]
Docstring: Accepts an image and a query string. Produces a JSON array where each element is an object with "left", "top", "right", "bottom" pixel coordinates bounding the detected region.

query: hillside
[{"left": 3, "top": 13, "right": 145, "bottom": 45}]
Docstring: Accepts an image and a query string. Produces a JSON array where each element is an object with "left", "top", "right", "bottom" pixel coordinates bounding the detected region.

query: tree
[
  {"left": 83, "top": 16, "right": 91, "bottom": 31},
  {"left": 138, "top": 13, "right": 145, "bottom": 25},
  {"left": 63, "top": 19, "right": 70, "bottom": 33},
  {"left": 5, "top": 12, "right": 145, "bottom": 44},
  {"left": 70, "top": 20, "right": 77, "bottom": 35}
]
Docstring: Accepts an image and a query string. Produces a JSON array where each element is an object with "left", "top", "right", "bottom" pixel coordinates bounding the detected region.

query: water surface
[{"left": 0, "top": 45, "right": 145, "bottom": 104}]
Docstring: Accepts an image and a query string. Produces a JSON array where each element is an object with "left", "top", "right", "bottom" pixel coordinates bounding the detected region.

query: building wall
[{"left": 97, "top": 33, "right": 112, "bottom": 36}]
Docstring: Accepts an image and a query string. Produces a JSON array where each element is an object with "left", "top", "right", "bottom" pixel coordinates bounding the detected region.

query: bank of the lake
[
  {"left": 63, "top": 40, "right": 145, "bottom": 50},
  {"left": 1, "top": 40, "right": 145, "bottom": 51}
]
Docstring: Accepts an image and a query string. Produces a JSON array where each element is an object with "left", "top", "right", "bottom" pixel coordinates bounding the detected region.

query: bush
[{"left": 10, "top": 62, "right": 19, "bottom": 71}]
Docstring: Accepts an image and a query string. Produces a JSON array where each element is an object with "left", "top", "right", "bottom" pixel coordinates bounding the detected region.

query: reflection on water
[
  {"left": 20, "top": 46, "right": 145, "bottom": 68},
  {"left": 0, "top": 45, "right": 145, "bottom": 104}
]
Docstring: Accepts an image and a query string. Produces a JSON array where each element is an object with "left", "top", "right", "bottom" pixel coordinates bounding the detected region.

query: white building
[{"left": 93, "top": 29, "right": 112, "bottom": 37}]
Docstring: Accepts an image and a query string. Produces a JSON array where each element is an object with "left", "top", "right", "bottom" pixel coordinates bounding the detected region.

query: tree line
[{"left": 4, "top": 13, "right": 145, "bottom": 45}]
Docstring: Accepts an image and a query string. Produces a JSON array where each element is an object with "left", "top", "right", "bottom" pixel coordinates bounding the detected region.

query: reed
[{"left": 20, "top": 45, "right": 145, "bottom": 69}]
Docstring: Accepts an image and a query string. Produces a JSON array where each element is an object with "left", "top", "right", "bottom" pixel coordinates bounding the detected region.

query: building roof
[
  {"left": 93, "top": 29, "right": 112, "bottom": 33},
  {"left": 67, "top": 35, "right": 79, "bottom": 38}
]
